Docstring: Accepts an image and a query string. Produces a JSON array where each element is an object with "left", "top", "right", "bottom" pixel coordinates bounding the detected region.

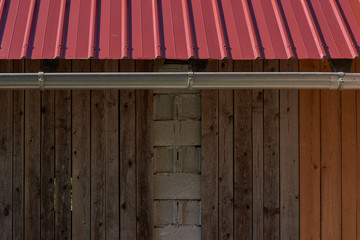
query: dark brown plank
[
  {"left": 357, "top": 89, "right": 360, "bottom": 240},
  {"left": 13, "top": 60, "right": 25, "bottom": 240},
  {"left": 0, "top": 89, "right": 13, "bottom": 240},
  {"left": 72, "top": 60, "right": 91, "bottom": 240},
  {"left": 341, "top": 90, "right": 357, "bottom": 240},
  {"left": 201, "top": 90, "right": 219, "bottom": 240},
  {"left": 299, "top": 60, "right": 321, "bottom": 240},
  {"left": 219, "top": 89, "right": 234, "bottom": 240},
  {"left": 279, "top": 59, "right": 299, "bottom": 240},
  {"left": 103, "top": 59, "right": 120, "bottom": 239},
  {"left": 25, "top": 60, "right": 41, "bottom": 240},
  {"left": 218, "top": 59, "right": 234, "bottom": 240},
  {"left": 40, "top": 90, "right": 55, "bottom": 240},
  {"left": 136, "top": 60, "right": 154, "bottom": 240},
  {"left": 234, "top": 60, "right": 252, "bottom": 240},
  {"left": 120, "top": 60, "right": 136, "bottom": 240},
  {"left": 55, "top": 89, "right": 72, "bottom": 240},
  {"left": 263, "top": 60, "right": 280, "bottom": 240},
  {"left": 252, "top": 59, "right": 264, "bottom": 240}
]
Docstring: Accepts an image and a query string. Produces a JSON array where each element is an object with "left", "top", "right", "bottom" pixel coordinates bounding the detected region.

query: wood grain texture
[
  {"left": 55, "top": 89, "right": 72, "bottom": 240},
  {"left": 120, "top": 60, "right": 136, "bottom": 240},
  {"left": 219, "top": 89, "right": 234, "bottom": 240},
  {"left": 136, "top": 60, "right": 154, "bottom": 240},
  {"left": 279, "top": 59, "right": 299, "bottom": 240},
  {"left": 234, "top": 60, "right": 252, "bottom": 240},
  {"left": 252, "top": 59, "right": 264, "bottom": 240},
  {"left": 299, "top": 60, "right": 321, "bottom": 240},
  {"left": 72, "top": 60, "right": 91, "bottom": 240},
  {"left": 25, "top": 60, "right": 41, "bottom": 240},
  {"left": 218, "top": 59, "right": 234, "bottom": 240},
  {"left": 201, "top": 90, "right": 219, "bottom": 240},
  {"left": 263, "top": 60, "right": 280, "bottom": 240},
  {"left": 40, "top": 90, "right": 55, "bottom": 240},
  {"left": 341, "top": 90, "right": 357, "bottom": 240},
  {"left": 320, "top": 90, "right": 341, "bottom": 240},
  {"left": 13, "top": 89, "right": 25, "bottom": 240},
  {"left": 0, "top": 89, "right": 12, "bottom": 240}
]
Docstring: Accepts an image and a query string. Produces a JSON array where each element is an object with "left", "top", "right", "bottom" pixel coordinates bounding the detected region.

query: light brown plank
[
  {"left": 263, "top": 60, "right": 280, "bottom": 240},
  {"left": 299, "top": 60, "right": 321, "bottom": 240},
  {"left": 40, "top": 90, "right": 55, "bottom": 240},
  {"left": 120, "top": 59, "right": 136, "bottom": 240},
  {"left": 279, "top": 59, "right": 299, "bottom": 240},
  {"left": 341, "top": 90, "right": 357, "bottom": 240},
  {"left": 0, "top": 89, "right": 13, "bottom": 240},
  {"left": 234, "top": 60, "right": 252, "bottom": 240},
  {"left": 201, "top": 90, "right": 219, "bottom": 240},
  {"left": 25, "top": 60, "right": 41, "bottom": 240},
  {"left": 252, "top": 59, "right": 264, "bottom": 240},
  {"left": 218, "top": 59, "right": 234, "bottom": 240},
  {"left": 136, "top": 60, "right": 154, "bottom": 240},
  {"left": 72, "top": 60, "right": 91, "bottom": 240},
  {"left": 320, "top": 89, "right": 341, "bottom": 240}
]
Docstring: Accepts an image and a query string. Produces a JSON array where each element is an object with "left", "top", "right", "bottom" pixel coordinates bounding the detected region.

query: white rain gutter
[{"left": 0, "top": 71, "right": 359, "bottom": 90}]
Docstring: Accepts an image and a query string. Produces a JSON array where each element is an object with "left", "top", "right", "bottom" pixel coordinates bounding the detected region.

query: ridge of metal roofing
[{"left": 0, "top": 0, "right": 359, "bottom": 60}]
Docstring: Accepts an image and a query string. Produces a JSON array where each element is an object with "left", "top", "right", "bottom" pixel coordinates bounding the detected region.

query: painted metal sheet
[{"left": 0, "top": 0, "right": 359, "bottom": 59}]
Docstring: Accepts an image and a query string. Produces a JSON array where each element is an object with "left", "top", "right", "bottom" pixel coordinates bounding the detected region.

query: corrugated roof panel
[{"left": 0, "top": 0, "right": 360, "bottom": 59}]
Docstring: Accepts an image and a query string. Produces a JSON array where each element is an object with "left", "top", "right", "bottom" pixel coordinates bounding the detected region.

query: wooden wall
[
  {"left": 201, "top": 59, "right": 300, "bottom": 240},
  {"left": 300, "top": 59, "right": 360, "bottom": 240},
  {"left": 0, "top": 59, "right": 154, "bottom": 240}
]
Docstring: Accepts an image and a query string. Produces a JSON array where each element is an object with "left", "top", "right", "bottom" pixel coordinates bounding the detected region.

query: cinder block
[
  {"left": 175, "top": 95, "right": 201, "bottom": 120},
  {"left": 178, "top": 147, "right": 201, "bottom": 173},
  {"left": 154, "top": 226, "right": 201, "bottom": 240},
  {"left": 154, "top": 147, "right": 176, "bottom": 173},
  {"left": 154, "top": 121, "right": 201, "bottom": 146},
  {"left": 154, "top": 174, "right": 201, "bottom": 200},
  {"left": 179, "top": 201, "right": 201, "bottom": 225},
  {"left": 154, "top": 200, "right": 176, "bottom": 226},
  {"left": 154, "top": 95, "right": 175, "bottom": 120}
]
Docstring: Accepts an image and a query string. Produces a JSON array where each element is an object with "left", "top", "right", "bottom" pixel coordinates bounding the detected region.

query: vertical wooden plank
[
  {"left": 279, "top": 59, "right": 299, "bottom": 240},
  {"left": 252, "top": 59, "right": 264, "bottom": 240},
  {"left": 0, "top": 61, "right": 13, "bottom": 240},
  {"left": 24, "top": 60, "right": 42, "bottom": 240},
  {"left": 341, "top": 90, "right": 356, "bottom": 240},
  {"left": 218, "top": 59, "right": 234, "bottom": 240},
  {"left": 321, "top": 59, "right": 341, "bottom": 240},
  {"left": 120, "top": 59, "right": 136, "bottom": 240},
  {"left": 13, "top": 60, "right": 25, "bottom": 240},
  {"left": 201, "top": 60, "right": 219, "bottom": 240},
  {"left": 356, "top": 58, "right": 360, "bottom": 240},
  {"left": 90, "top": 60, "right": 107, "bottom": 240},
  {"left": 40, "top": 89, "right": 55, "bottom": 240},
  {"left": 136, "top": 60, "right": 154, "bottom": 240},
  {"left": 299, "top": 60, "right": 321, "bottom": 240},
  {"left": 55, "top": 89, "right": 72, "bottom": 240},
  {"left": 201, "top": 90, "right": 219, "bottom": 240},
  {"left": 102, "top": 60, "right": 120, "bottom": 240},
  {"left": 72, "top": 60, "right": 91, "bottom": 240},
  {"left": 263, "top": 60, "right": 280, "bottom": 240},
  {"left": 234, "top": 60, "right": 252, "bottom": 240}
]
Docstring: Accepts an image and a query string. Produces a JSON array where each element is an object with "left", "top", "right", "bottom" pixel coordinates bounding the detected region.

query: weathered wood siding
[
  {"left": 0, "top": 59, "right": 154, "bottom": 240},
  {"left": 201, "top": 59, "right": 300, "bottom": 240}
]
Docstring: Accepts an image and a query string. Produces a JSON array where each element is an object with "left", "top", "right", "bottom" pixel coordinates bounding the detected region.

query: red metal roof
[{"left": 0, "top": 0, "right": 359, "bottom": 59}]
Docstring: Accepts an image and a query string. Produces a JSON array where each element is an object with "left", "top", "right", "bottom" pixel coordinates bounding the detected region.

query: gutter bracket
[
  {"left": 38, "top": 71, "right": 45, "bottom": 91},
  {"left": 338, "top": 72, "right": 344, "bottom": 91},
  {"left": 187, "top": 71, "right": 194, "bottom": 89}
]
